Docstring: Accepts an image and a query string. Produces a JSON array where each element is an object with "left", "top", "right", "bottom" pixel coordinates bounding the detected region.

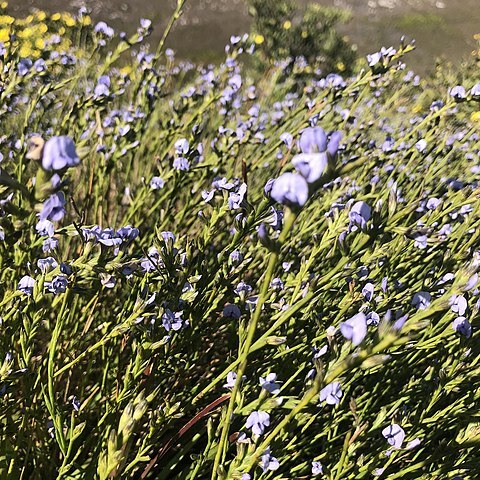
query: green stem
[{"left": 210, "top": 209, "right": 297, "bottom": 479}]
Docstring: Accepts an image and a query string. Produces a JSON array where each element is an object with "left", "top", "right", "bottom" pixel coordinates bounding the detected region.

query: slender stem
[
  {"left": 211, "top": 210, "right": 297, "bottom": 479},
  {"left": 154, "top": 0, "right": 186, "bottom": 63}
]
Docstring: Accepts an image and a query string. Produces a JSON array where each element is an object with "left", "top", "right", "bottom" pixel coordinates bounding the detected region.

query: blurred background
[{"left": 12, "top": 0, "right": 480, "bottom": 73}]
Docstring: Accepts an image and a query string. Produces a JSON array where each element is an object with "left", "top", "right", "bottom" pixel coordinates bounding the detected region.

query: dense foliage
[
  {"left": 247, "top": 0, "right": 357, "bottom": 75},
  {"left": 0, "top": 3, "right": 479, "bottom": 479}
]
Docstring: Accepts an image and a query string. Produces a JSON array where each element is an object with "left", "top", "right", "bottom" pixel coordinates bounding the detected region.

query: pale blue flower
[
  {"left": 449, "top": 294, "right": 467, "bottom": 316},
  {"left": 319, "top": 382, "right": 342, "bottom": 405},
  {"left": 452, "top": 317, "right": 472, "bottom": 338},
  {"left": 411, "top": 291, "right": 431, "bottom": 310},
  {"left": 349, "top": 201, "right": 371, "bottom": 229},
  {"left": 150, "top": 176, "right": 164, "bottom": 189},
  {"left": 259, "top": 373, "right": 281, "bottom": 394},
  {"left": 45, "top": 275, "right": 68, "bottom": 294},
  {"left": 18, "top": 276, "right": 35, "bottom": 296},
  {"left": 42, "top": 136, "right": 79, "bottom": 171},
  {"left": 246, "top": 410, "right": 270, "bottom": 435},
  {"left": 340, "top": 313, "right": 367, "bottom": 346},
  {"left": 382, "top": 424, "right": 405, "bottom": 448},
  {"left": 259, "top": 447, "right": 279, "bottom": 472},
  {"left": 312, "top": 461, "right": 323, "bottom": 475},
  {"left": 270, "top": 173, "right": 309, "bottom": 208},
  {"left": 292, "top": 152, "right": 329, "bottom": 184}
]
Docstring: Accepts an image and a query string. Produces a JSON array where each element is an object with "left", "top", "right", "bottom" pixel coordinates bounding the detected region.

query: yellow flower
[
  {"left": 301, "top": 30, "right": 308, "bottom": 39},
  {"left": 474, "top": 33, "right": 480, "bottom": 41},
  {"left": 471, "top": 111, "right": 480, "bottom": 122},
  {"left": 120, "top": 65, "right": 132, "bottom": 76},
  {"left": 254, "top": 34, "right": 264, "bottom": 45},
  {"left": 35, "top": 11, "right": 47, "bottom": 22},
  {"left": 35, "top": 38, "right": 45, "bottom": 49},
  {"left": 51, "top": 13, "right": 61, "bottom": 21},
  {"left": 0, "top": 14, "right": 14, "bottom": 25},
  {"left": 0, "top": 27, "right": 9, "bottom": 42},
  {"left": 336, "top": 61, "right": 345, "bottom": 72},
  {"left": 37, "top": 23, "right": 48, "bottom": 35},
  {"left": 0, "top": 2, "right": 8, "bottom": 10},
  {"left": 19, "top": 43, "right": 33, "bottom": 58},
  {"left": 61, "top": 13, "right": 76, "bottom": 27},
  {"left": 82, "top": 15, "right": 92, "bottom": 26},
  {"left": 283, "top": 20, "right": 291, "bottom": 30}
]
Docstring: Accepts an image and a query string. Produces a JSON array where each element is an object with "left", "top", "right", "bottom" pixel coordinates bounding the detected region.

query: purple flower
[
  {"left": 37, "top": 257, "right": 58, "bottom": 273},
  {"left": 280, "top": 132, "right": 293, "bottom": 148},
  {"left": 246, "top": 410, "right": 270, "bottom": 436},
  {"left": 18, "top": 58, "right": 33, "bottom": 76},
  {"left": 261, "top": 180, "right": 274, "bottom": 201},
  {"left": 312, "top": 461, "right": 323, "bottom": 475},
  {"left": 382, "top": 424, "right": 405, "bottom": 449},
  {"left": 452, "top": 317, "right": 472, "bottom": 338},
  {"left": 349, "top": 201, "right": 371, "bottom": 229},
  {"left": 150, "top": 176, "right": 164, "bottom": 190},
  {"left": 94, "top": 21, "right": 114, "bottom": 38},
  {"left": 162, "top": 309, "right": 187, "bottom": 332},
  {"left": 94, "top": 75, "right": 110, "bottom": 97},
  {"left": 18, "top": 276, "right": 35, "bottom": 296},
  {"left": 117, "top": 225, "right": 139, "bottom": 242},
  {"left": 229, "top": 250, "right": 243, "bottom": 266},
  {"left": 97, "top": 228, "right": 122, "bottom": 247},
  {"left": 228, "top": 183, "right": 247, "bottom": 210},
  {"left": 449, "top": 85, "right": 466, "bottom": 101},
  {"left": 449, "top": 294, "right": 467, "bottom": 316},
  {"left": 340, "top": 312, "right": 367, "bottom": 346},
  {"left": 426, "top": 197, "right": 440, "bottom": 210},
  {"left": 36, "top": 219, "right": 54, "bottom": 237},
  {"left": 45, "top": 275, "right": 68, "bottom": 294},
  {"left": 40, "top": 192, "right": 66, "bottom": 222},
  {"left": 411, "top": 291, "right": 431, "bottom": 310},
  {"left": 161, "top": 231, "right": 175, "bottom": 244},
  {"left": 42, "top": 136, "right": 80, "bottom": 171},
  {"left": 259, "top": 447, "right": 279, "bottom": 472},
  {"left": 222, "top": 304, "right": 241, "bottom": 319},
  {"left": 366, "top": 311, "right": 380, "bottom": 326},
  {"left": 174, "top": 138, "right": 189, "bottom": 155},
  {"left": 173, "top": 157, "right": 190, "bottom": 171},
  {"left": 270, "top": 173, "right": 309, "bottom": 208},
  {"left": 140, "top": 18, "right": 152, "bottom": 29},
  {"left": 319, "top": 382, "right": 342, "bottom": 405},
  {"left": 259, "top": 373, "right": 281, "bottom": 394},
  {"left": 43, "top": 237, "right": 58, "bottom": 253},
  {"left": 223, "top": 371, "right": 245, "bottom": 389},
  {"left": 292, "top": 152, "right": 329, "bottom": 184},
  {"left": 299, "top": 127, "right": 327, "bottom": 153},
  {"left": 362, "top": 283, "right": 374, "bottom": 301},
  {"left": 413, "top": 234, "right": 428, "bottom": 249},
  {"left": 471, "top": 83, "right": 480, "bottom": 99}
]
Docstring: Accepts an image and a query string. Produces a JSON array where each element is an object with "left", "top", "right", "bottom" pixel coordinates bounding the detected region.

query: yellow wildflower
[
  {"left": 61, "top": 13, "right": 76, "bottom": 27},
  {"left": 0, "top": 14, "right": 14, "bottom": 25},
  {"left": 51, "top": 13, "right": 61, "bottom": 21},
  {"left": 471, "top": 111, "right": 480, "bottom": 122},
  {"left": 336, "top": 61, "right": 345, "bottom": 72},
  {"left": 19, "top": 43, "right": 33, "bottom": 58},
  {"left": 82, "top": 15, "right": 92, "bottom": 26},
  {"left": 0, "top": 27, "right": 9, "bottom": 42},
  {"left": 283, "top": 20, "right": 291, "bottom": 30},
  {"left": 254, "top": 34, "right": 264, "bottom": 45},
  {"left": 35, "top": 38, "right": 45, "bottom": 49},
  {"left": 35, "top": 11, "right": 47, "bottom": 22}
]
